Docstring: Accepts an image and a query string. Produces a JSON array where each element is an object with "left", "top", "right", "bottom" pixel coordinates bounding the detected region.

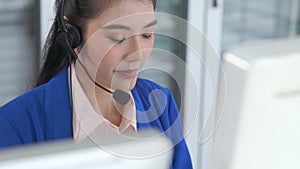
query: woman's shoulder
[
  {"left": 0, "top": 84, "right": 49, "bottom": 147},
  {"left": 0, "top": 84, "right": 47, "bottom": 116},
  {"left": 0, "top": 65, "right": 69, "bottom": 116}
]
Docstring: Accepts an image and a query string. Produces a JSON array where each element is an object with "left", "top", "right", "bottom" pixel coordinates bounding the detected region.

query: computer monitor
[
  {"left": 209, "top": 38, "right": 300, "bottom": 169},
  {"left": 0, "top": 129, "right": 173, "bottom": 169}
]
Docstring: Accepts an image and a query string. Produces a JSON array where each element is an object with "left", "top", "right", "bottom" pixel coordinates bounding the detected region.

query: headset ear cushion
[{"left": 65, "top": 23, "right": 82, "bottom": 49}]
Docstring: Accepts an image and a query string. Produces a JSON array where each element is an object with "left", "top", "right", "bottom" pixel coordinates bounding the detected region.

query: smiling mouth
[{"left": 115, "top": 69, "right": 138, "bottom": 79}]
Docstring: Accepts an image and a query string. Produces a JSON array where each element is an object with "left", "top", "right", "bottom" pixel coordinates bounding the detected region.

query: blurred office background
[
  {"left": 222, "top": 0, "right": 300, "bottom": 53},
  {"left": 0, "top": 0, "right": 299, "bottom": 169},
  {"left": 186, "top": 0, "right": 300, "bottom": 169},
  {"left": 0, "top": 0, "right": 39, "bottom": 106}
]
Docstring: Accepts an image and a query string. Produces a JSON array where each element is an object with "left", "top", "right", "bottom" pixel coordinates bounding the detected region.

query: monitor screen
[
  {"left": 0, "top": 129, "right": 173, "bottom": 169},
  {"left": 209, "top": 38, "right": 300, "bottom": 169}
]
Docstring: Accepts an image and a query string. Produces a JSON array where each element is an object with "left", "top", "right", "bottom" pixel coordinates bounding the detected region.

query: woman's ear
[
  {"left": 74, "top": 44, "right": 85, "bottom": 56},
  {"left": 74, "top": 47, "right": 80, "bottom": 55},
  {"left": 63, "top": 16, "right": 69, "bottom": 22}
]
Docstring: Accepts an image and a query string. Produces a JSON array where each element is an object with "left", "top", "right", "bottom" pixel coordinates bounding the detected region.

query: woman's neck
[
  {"left": 95, "top": 87, "right": 123, "bottom": 127},
  {"left": 74, "top": 63, "right": 122, "bottom": 127}
]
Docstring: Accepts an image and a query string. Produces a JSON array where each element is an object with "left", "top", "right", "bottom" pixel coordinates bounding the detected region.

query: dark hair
[{"left": 36, "top": 0, "right": 157, "bottom": 87}]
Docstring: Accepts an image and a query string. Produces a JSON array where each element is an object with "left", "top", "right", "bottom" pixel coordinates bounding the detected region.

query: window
[{"left": 222, "top": 0, "right": 300, "bottom": 53}]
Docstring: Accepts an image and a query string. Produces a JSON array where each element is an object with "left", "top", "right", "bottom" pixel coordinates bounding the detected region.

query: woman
[{"left": 0, "top": 0, "right": 193, "bottom": 168}]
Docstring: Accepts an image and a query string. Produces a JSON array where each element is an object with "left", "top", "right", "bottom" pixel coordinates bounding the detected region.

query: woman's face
[{"left": 78, "top": 0, "right": 156, "bottom": 91}]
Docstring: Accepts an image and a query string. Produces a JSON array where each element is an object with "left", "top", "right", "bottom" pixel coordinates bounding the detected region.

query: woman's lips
[{"left": 115, "top": 69, "right": 138, "bottom": 79}]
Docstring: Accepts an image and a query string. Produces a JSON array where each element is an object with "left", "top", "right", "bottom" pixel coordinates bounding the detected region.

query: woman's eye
[
  {"left": 111, "top": 37, "right": 125, "bottom": 44},
  {"left": 142, "top": 33, "right": 153, "bottom": 40}
]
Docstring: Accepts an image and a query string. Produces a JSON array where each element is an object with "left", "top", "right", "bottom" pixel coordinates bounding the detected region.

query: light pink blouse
[{"left": 70, "top": 65, "right": 137, "bottom": 142}]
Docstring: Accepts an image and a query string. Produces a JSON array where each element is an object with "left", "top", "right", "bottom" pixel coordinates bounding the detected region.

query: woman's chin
[
  {"left": 110, "top": 76, "right": 138, "bottom": 92},
  {"left": 129, "top": 77, "right": 138, "bottom": 91}
]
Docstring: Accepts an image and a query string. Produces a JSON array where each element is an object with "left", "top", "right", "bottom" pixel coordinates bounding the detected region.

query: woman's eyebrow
[
  {"left": 103, "top": 19, "right": 157, "bottom": 30},
  {"left": 143, "top": 20, "right": 157, "bottom": 28}
]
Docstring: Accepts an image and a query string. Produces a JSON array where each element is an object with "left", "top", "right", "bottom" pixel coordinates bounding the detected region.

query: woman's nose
[{"left": 125, "top": 35, "right": 143, "bottom": 61}]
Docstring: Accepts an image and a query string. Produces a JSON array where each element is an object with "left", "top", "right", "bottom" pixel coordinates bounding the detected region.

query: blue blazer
[{"left": 0, "top": 65, "right": 193, "bottom": 169}]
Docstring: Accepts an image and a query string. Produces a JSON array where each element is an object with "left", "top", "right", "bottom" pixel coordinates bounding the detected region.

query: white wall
[
  {"left": 40, "top": 0, "right": 56, "bottom": 47},
  {"left": 184, "top": 0, "right": 224, "bottom": 169}
]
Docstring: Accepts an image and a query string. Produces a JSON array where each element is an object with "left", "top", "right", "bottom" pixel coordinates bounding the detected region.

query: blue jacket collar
[{"left": 44, "top": 64, "right": 73, "bottom": 139}]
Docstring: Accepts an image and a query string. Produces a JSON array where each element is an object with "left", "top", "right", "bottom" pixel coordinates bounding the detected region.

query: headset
[{"left": 56, "top": 0, "right": 130, "bottom": 105}]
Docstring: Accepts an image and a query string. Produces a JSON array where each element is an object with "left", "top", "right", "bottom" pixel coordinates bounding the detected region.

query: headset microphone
[{"left": 56, "top": 0, "right": 130, "bottom": 105}]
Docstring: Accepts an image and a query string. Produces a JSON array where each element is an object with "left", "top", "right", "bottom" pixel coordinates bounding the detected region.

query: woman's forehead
[{"left": 88, "top": 1, "right": 155, "bottom": 32}]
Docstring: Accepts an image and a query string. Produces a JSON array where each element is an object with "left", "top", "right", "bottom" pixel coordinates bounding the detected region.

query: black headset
[
  {"left": 55, "top": 0, "right": 130, "bottom": 105},
  {"left": 56, "top": 0, "right": 82, "bottom": 58}
]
